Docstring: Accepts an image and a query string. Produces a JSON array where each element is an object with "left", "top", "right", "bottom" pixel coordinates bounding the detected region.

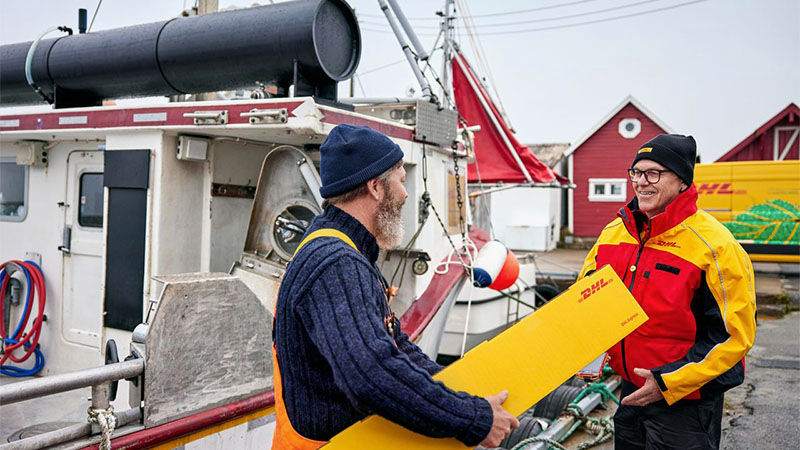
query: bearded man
[{"left": 271, "top": 124, "right": 518, "bottom": 450}]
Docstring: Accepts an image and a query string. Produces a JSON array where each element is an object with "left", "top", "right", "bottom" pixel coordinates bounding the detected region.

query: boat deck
[{"left": 0, "top": 376, "right": 89, "bottom": 443}]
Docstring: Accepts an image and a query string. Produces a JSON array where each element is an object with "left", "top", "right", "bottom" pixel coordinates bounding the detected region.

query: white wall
[
  {"left": 490, "top": 186, "right": 560, "bottom": 252},
  {"left": 0, "top": 140, "right": 107, "bottom": 375}
]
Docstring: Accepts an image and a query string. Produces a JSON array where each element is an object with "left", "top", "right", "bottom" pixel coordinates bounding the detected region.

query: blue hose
[
  {"left": 1, "top": 260, "right": 46, "bottom": 376},
  {"left": 1, "top": 339, "right": 45, "bottom": 377}
]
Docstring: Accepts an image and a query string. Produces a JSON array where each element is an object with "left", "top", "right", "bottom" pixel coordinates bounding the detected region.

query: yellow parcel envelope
[{"left": 327, "top": 264, "right": 647, "bottom": 449}]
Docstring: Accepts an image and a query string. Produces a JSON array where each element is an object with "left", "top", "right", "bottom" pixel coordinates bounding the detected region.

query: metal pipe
[
  {"left": 377, "top": 0, "right": 434, "bottom": 100},
  {"left": 298, "top": 158, "right": 324, "bottom": 207},
  {"left": 468, "top": 182, "right": 575, "bottom": 198},
  {"left": 91, "top": 382, "right": 111, "bottom": 410},
  {"left": 0, "top": 358, "right": 144, "bottom": 406},
  {"left": 525, "top": 376, "right": 621, "bottom": 450},
  {"left": 24, "top": 26, "right": 64, "bottom": 104},
  {"left": 385, "top": 0, "right": 429, "bottom": 60},
  {"left": 211, "top": 136, "right": 277, "bottom": 148},
  {"left": 338, "top": 96, "right": 420, "bottom": 104},
  {"left": 535, "top": 270, "right": 580, "bottom": 279},
  {"left": 90, "top": 382, "right": 111, "bottom": 434},
  {"left": 0, "top": 407, "right": 141, "bottom": 450}
]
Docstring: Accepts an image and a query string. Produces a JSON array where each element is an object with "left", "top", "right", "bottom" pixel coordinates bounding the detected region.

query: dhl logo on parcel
[{"left": 580, "top": 278, "right": 611, "bottom": 302}]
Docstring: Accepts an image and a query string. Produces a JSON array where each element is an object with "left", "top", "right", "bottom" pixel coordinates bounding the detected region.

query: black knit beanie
[
  {"left": 632, "top": 134, "right": 697, "bottom": 186},
  {"left": 319, "top": 124, "right": 404, "bottom": 198}
]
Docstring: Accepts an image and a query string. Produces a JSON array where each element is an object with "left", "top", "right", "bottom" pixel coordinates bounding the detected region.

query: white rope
[
  {"left": 88, "top": 405, "right": 117, "bottom": 450},
  {"left": 434, "top": 235, "right": 477, "bottom": 275},
  {"left": 458, "top": 277, "right": 474, "bottom": 357}
]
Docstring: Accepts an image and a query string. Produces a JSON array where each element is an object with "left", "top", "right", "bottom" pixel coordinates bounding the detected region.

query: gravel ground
[{"left": 721, "top": 311, "right": 800, "bottom": 449}]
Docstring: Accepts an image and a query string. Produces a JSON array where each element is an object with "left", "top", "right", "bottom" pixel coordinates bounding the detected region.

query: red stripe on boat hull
[{"left": 82, "top": 391, "right": 275, "bottom": 450}]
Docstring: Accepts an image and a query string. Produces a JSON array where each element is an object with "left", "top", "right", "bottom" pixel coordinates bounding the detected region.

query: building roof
[
  {"left": 716, "top": 103, "right": 800, "bottom": 162},
  {"left": 526, "top": 143, "right": 571, "bottom": 168},
  {"left": 563, "top": 95, "right": 674, "bottom": 158}
]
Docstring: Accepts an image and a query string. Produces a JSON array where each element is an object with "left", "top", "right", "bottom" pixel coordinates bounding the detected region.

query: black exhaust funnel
[{"left": 0, "top": 0, "right": 361, "bottom": 108}]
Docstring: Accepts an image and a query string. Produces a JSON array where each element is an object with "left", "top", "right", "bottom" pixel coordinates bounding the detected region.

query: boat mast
[{"left": 441, "top": 0, "right": 455, "bottom": 109}]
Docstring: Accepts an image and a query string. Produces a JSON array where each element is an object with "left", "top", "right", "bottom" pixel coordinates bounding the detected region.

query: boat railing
[{"left": 0, "top": 358, "right": 144, "bottom": 450}]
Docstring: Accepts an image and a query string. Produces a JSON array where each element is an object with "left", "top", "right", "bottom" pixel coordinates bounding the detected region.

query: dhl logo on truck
[
  {"left": 580, "top": 278, "right": 611, "bottom": 302},
  {"left": 697, "top": 183, "right": 746, "bottom": 195}
]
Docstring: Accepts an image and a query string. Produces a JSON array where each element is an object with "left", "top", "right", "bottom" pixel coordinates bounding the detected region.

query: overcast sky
[{"left": 1, "top": 0, "right": 798, "bottom": 161}]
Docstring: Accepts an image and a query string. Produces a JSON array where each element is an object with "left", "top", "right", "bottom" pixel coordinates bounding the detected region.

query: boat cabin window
[
  {"left": 0, "top": 158, "right": 28, "bottom": 221},
  {"left": 588, "top": 178, "right": 626, "bottom": 202},
  {"left": 78, "top": 172, "right": 104, "bottom": 228}
]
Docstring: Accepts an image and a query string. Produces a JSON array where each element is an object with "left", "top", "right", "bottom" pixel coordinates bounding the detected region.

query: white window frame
[
  {"left": 774, "top": 126, "right": 799, "bottom": 161},
  {"left": 0, "top": 157, "right": 29, "bottom": 222},
  {"left": 588, "top": 178, "right": 627, "bottom": 202},
  {"left": 618, "top": 118, "right": 642, "bottom": 139}
]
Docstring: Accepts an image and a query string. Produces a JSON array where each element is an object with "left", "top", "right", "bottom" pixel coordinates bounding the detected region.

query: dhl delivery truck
[{"left": 695, "top": 160, "right": 800, "bottom": 263}]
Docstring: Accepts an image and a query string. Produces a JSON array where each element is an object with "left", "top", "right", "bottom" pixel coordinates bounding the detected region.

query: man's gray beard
[{"left": 375, "top": 193, "right": 405, "bottom": 249}]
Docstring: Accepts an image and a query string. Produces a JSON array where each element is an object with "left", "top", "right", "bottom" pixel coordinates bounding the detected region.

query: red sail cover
[{"left": 452, "top": 53, "right": 567, "bottom": 184}]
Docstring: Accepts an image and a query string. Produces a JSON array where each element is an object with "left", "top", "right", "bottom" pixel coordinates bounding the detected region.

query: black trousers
[{"left": 614, "top": 381, "right": 724, "bottom": 450}]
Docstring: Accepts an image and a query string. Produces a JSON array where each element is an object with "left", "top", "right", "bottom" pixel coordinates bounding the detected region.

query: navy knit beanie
[
  {"left": 319, "top": 124, "right": 404, "bottom": 198},
  {"left": 632, "top": 134, "right": 697, "bottom": 186}
]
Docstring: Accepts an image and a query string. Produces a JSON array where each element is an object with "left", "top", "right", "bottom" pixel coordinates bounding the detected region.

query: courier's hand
[
  {"left": 621, "top": 368, "right": 665, "bottom": 406},
  {"left": 479, "top": 390, "right": 520, "bottom": 447}
]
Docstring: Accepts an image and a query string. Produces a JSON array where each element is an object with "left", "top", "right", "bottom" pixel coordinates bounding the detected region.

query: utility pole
[{"left": 197, "top": 0, "right": 218, "bottom": 16}]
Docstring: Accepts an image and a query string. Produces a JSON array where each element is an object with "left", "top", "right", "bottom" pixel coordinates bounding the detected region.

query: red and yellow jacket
[{"left": 579, "top": 185, "right": 757, "bottom": 405}]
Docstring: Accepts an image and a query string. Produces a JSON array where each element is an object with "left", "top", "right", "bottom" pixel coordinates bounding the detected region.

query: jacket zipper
[{"left": 619, "top": 215, "right": 648, "bottom": 382}]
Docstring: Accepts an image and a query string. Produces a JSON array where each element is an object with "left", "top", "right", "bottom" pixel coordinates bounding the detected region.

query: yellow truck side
[{"left": 694, "top": 160, "right": 800, "bottom": 262}]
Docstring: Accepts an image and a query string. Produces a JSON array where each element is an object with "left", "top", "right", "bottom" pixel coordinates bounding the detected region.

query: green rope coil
[
  {"left": 509, "top": 436, "right": 567, "bottom": 450},
  {"left": 571, "top": 382, "right": 620, "bottom": 405},
  {"left": 575, "top": 416, "right": 614, "bottom": 450},
  {"left": 600, "top": 365, "right": 615, "bottom": 381}
]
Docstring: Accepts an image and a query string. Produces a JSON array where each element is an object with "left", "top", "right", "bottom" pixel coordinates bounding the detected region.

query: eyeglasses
[{"left": 627, "top": 168, "right": 670, "bottom": 184}]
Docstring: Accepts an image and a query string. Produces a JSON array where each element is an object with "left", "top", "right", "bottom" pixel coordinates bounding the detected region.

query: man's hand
[
  {"left": 620, "top": 368, "right": 665, "bottom": 406},
  {"left": 479, "top": 390, "right": 520, "bottom": 448}
]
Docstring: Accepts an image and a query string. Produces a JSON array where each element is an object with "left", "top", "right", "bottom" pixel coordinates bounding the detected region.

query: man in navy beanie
[
  {"left": 578, "top": 134, "right": 756, "bottom": 449},
  {"left": 272, "top": 124, "right": 518, "bottom": 449}
]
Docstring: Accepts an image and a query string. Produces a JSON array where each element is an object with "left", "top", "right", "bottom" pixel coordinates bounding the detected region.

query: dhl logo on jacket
[{"left": 579, "top": 185, "right": 757, "bottom": 405}]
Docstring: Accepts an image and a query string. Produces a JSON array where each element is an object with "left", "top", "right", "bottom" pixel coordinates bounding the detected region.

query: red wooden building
[
  {"left": 564, "top": 96, "right": 673, "bottom": 238},
  {"left": 716, "top": 103, "right": 799, "bottom": 161}
]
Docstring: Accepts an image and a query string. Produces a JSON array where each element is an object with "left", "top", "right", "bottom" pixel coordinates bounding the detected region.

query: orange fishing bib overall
[{"left": 271, "top": 229, "right": 358, "bottom": 450}]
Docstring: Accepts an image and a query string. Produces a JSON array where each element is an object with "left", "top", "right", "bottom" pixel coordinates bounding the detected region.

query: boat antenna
[{"left": 377, "top": 0, "right": 437, "bottom": 104}]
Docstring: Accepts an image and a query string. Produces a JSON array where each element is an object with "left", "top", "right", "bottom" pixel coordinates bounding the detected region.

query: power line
[
  {"left": 358, "top": 0, "right": 605, "bottom": 21},
  {"left": 361, "top": 0, "right": 711, "bottom": 36},
  {"left": 474, "top": 0, "right": 710, "bottom": 35},
  {"left": 357, "top": 58, "right": 407, "bottom": 75},
  {"left": 359, "top": 0, "right": 710, "bottom": 36},
  {"left": 457, "top": 0, "right": 507, "bottom": 120},
  {"left": 353, "top": 73, "right": 368, "bottom": 97},
  {"left": 360, "top": 0, "right": 668, "bottom": 29}
]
